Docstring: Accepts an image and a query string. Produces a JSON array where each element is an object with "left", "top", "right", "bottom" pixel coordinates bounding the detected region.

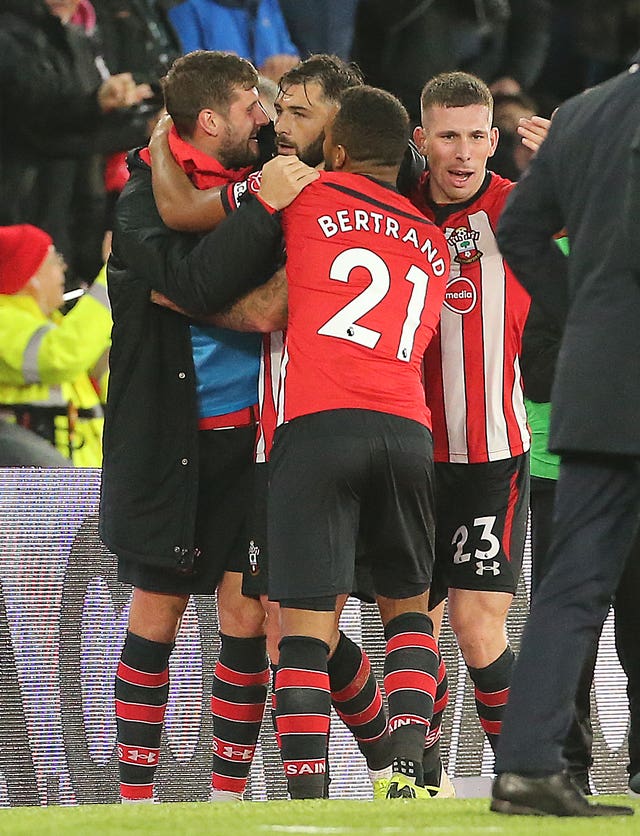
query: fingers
[
  {"left": 517, "top": 116, "right": 551, "bottom": 153},
  {"left": 149, "top": 112, "right": 173, "bottom": 149},
  {"left": 99, "top": 74, "right": 151, "bottom": 112},
  {"left": 258, "top": 155, "right": 319, "bottom": 210}
]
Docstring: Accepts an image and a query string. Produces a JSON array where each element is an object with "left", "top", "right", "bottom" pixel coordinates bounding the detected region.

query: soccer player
[
  {"left": 264, "top": 85, "right": 449, "bottom": 800},
  {"left": 410, "top": 71, "right": 531, "bottom": 769},
  {"left": 101, "top": 50, "right": 315, "bottom": 803},
  {"left": 148, "top": 55, "right": 411, "bottom": 799}
]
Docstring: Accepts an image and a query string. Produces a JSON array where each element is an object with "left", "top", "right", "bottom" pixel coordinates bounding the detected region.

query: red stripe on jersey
[
  {"left": 214, "top": 662, "right": 270, "bottom": 687},
  {"left": 255, "top": 331, "right": 284, "bottom": 463},
  {"left": 384, "top": 670, "right": 437, "bottom": 696},
  {"left": 118, "top": 744, "right": 160, "bottom": 766},
  {"left": 386, "top": 632, "right": 438, "bottom": 654},
  {"left": 115, "top": 700, "right": 166, "bottom": 723},
  {"left": 211, "top": 773, "right": 247, "bottom": 793},
  {"left": 479, "top": 718, "right": 502, "bottom": 735},
  {"left": 331, "top": 654, "right": 371, "bottom": 702},
  {"left": 475, "top": 686, "right": 510, "bottom": 707},
  {"left": 501, "top": 469, "right": 519, "bottom": 562},
  {"left": 210, "top": 696, "right": 266, "bottom": 723},
  {"left": 116, "top": 662, "right": 169, "bottom": 688},
  {"left": 422, "top": 332, "right": 448, "bottom": 459},
  {"left": 276, "top": 667, "right": 330, "bottom": 691},
  {"left": 120, "top": 782, "right": 154, "bottom": 800},
  {"left": 283, "top": 759, "right": 326, "bottom": 776},
  {"left": 335, "top": 688, "right": 383, "bottom": 727},
  {"left": 277, "top": 713, "right": 331, "bottom": 735},
  {"left": 212, "top": 737, "right": 256, "bottom": 762}
]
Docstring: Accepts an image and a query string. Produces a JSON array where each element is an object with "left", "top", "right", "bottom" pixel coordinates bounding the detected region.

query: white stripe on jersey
[
  {"left": 441, "top": 265, "right": 469, "bottom": 461},
  {"left": 256, "top": 348, "right": 268, "bottom": 464},
  {"left": 511, "top": 354, "right": 531, "bottom": 452},
  {"left": 276, "top": 342, "right": 290, "bottom": 429},
  {"left": 476, "top": 211, "right": 510, "bottom": 459}
]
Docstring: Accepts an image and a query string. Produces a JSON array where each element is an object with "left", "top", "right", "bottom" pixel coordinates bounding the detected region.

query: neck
[{"left": 341, "top": 161, "right": 399, "bottom": 185}]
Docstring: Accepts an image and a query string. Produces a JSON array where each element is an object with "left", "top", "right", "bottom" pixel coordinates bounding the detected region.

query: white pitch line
[{"left": 259, "top": 827, "right": 505, "bottom": 834}]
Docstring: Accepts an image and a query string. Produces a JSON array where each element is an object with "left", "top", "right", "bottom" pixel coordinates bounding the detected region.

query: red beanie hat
[{"left": 0, "top": 224, "right": 53, "bottom": 295}]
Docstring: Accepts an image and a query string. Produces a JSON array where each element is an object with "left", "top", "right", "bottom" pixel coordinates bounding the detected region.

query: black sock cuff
[
  {"left": 468, "top": 645, "right": 515, "bottom": 689},
  {"left": 122, "top": 630, "right": 173, "bottom": 672},
  {"left": 327, "top": 631, "right": 362, "bottom": 687},
  {"left": 218, "top": 633, "right": 268, "bottom": 672},
  {"left": 384, "top": 611, "right": 434, "bottom": 640},
  {"left": 278, "top": 635, "right": 330, "bottom": 665}
]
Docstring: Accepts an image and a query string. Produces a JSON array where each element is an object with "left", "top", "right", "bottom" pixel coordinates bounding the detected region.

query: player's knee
[
  {"left": 219, "top": 593, "right": 266, "bottom": 637},
  {"left": 447, "top": 601, "right": 508, "bottom": 666},
  {"left": 128, "top": 588, "right": 189, "bottom": 643}
]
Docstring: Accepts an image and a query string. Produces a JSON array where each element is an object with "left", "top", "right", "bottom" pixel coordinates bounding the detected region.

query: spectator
[
  {"left": 0, "top": 224, "right": 111, "bottom": 466},
  {"left": 168, "top": 0, "right": 299, "bottom": 82},
  {"left": 490, "top": 91, "right": 538, "bottom": 181},
  {"left": 91, "top": 0, "right": 182, "bottom": 90},
  {"left": 279, "top": 0, "right": 358, "bottom": 60},
  {"left": 351, "top": 0, "right": 551, "bottom": 123},
  {"left": 0, "top": 0, "right": 152, "bottom": 283}
]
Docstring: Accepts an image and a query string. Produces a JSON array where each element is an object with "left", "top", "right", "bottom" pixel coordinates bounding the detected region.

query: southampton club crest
[
  {"left": 447, "top": 226, "right": 482, "bottom": 264},
  {"left": 248, "top": 540, "right": 261, "bottom": 575}
]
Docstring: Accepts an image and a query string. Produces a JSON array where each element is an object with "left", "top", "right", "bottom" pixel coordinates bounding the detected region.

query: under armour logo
[{"left": 475, "top": 560, "right": 500, "bottom": 576}]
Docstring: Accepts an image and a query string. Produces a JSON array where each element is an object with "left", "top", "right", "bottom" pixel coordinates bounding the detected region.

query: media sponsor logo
[{"left": 443, "top": 277, "right": 477, "bottom": 314}]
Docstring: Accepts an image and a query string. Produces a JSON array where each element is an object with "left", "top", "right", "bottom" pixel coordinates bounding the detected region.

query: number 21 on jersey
[{"left": 317, "top": 247, "right": 430, "bottom": 362}]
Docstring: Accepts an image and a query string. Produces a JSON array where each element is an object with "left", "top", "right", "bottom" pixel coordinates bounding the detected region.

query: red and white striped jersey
[
  {"left": 255, "top": 330, "right": 284, "bottom": 463},
  {"left": 411, "top": 172, "right": 531, "bottom": 463},
  {"left": 277, "top": 171, "right": 449, "bottom": 428}
]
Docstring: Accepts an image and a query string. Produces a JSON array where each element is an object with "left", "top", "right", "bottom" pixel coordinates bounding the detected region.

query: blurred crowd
[{"left": 1, "top": 0, "right": 640, "bottom": 467}]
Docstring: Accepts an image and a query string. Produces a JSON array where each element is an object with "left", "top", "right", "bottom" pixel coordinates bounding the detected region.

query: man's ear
[
  {"left": 413, "top": 125, "right": 427, "bottom": 154},
  {"left": 332, "top": 144, "right": 348, "bottom": 171},
  {"left": 198, "top": 108, "right": 221, "bottom": 137},
  {"left": 488, "top": 125, "right": 500, "bottom": 158}
]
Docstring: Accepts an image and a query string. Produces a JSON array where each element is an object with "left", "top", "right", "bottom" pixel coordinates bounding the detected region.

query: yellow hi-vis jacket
[{"left": 0, "top": 265, "right": 112, "bottom": 466}]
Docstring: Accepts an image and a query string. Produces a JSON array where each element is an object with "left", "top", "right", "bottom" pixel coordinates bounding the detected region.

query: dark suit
[{"left": 493, "top": 60, "right": 640, "bottom": 777}]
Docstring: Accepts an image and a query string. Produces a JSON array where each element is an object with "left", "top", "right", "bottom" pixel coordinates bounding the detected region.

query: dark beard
[
  {"left": 217, "top": 140, "right": 258, "bottom": 170},
  {"left": 298, "top": 132, "right": 325, "bottom": 167}
]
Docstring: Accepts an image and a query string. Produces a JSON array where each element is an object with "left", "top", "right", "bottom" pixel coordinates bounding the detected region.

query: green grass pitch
[{"left": 1, "top": 797, "right": 639, "bottom": 836}]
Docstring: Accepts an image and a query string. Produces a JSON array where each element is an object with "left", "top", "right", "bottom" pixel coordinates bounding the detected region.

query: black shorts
[
  {"left": 241, "top": 461, "right": 269, "bottom": 598},
  {"left": 267, "top": 409, "right": 436, "bottom": 605},
  {"left": 118, "top": 426, "right": 255, "bottom": 595},
  {"left": 241, "top": 461, "right": 377, "bottom": 604},
  {"left": 429, "top": 452, "right": 530, "bottom": 607}
]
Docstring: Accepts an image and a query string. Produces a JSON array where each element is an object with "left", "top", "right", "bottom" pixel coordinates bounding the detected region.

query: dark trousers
[
  {"left": 496, "top": 453, "right": 640, "bottom": 775},
  {"left": 615, "top": 548, "right": 640, "bottom": 778},
  {"left": 530, "top": 476, "right": 597, "bottom": 781}
]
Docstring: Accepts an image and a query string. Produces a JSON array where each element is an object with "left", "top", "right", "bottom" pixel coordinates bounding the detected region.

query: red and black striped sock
[
  {"left": 384, "top": 612, "right": 438, "bottom": 783},
  {"left": 211, "top": 633, "right": 269, "bottom": 796},
  {"left": 276, "top": 636, "right": 331, "bottom": 799},
  {"left": 328, "top": 631, "right": 392, "bottom": 771},
  {"left": 468, "top": 645, "right": 514, "bottom": 752},
  {"left": 422, "top": 652, "right": 449, "bottom": 782},
  {"left": 115, "top": 631, "right": 172, "bottom": 802}
]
